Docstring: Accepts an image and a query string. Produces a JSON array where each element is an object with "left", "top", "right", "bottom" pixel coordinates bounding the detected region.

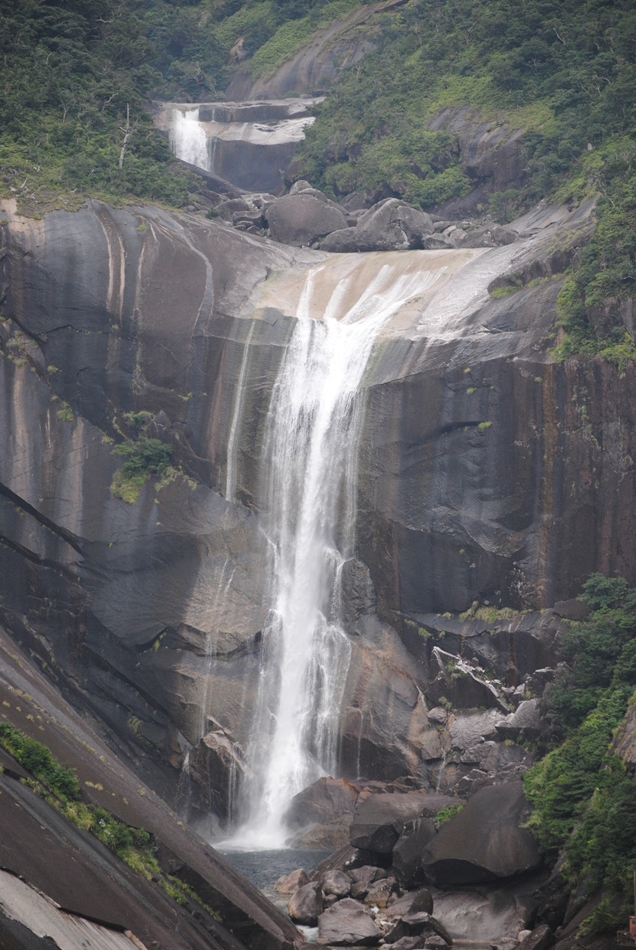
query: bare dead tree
[{"left": 118, "top": 104, "right": 136, "bottom": 170}]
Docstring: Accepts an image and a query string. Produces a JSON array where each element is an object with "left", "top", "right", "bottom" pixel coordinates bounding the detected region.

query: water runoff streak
[{"left": 230, "top": 262, "right": 441, "bottom": 849}]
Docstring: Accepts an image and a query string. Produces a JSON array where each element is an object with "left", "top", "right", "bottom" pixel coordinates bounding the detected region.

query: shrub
[{"left": 111, "top": 438, "right": 172, "bottom": 504}]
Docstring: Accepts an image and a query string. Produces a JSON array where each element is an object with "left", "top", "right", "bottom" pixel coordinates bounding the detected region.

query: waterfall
[
  {"left": 170, "top": 108, "right": 209, "bottom": 170},
  {"left": 227, "top": 262, "right": 438, "bottom": 849}
]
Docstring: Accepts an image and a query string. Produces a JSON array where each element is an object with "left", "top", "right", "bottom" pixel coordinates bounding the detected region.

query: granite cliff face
[{"left": 0, "top": 193, "right": 635, "bottom": 832}]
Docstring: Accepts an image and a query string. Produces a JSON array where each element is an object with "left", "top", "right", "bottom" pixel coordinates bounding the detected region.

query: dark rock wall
[
  {"left": 1, "top": 198, "right": 636, "bottom": 814},
  {"left": 359, "top": 287, "right": 636, "bottom": 618}
]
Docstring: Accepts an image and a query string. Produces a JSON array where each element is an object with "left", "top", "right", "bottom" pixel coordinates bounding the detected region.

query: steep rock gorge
[{"left": 0, "top": 194, "right": 635, "bottom": 832}]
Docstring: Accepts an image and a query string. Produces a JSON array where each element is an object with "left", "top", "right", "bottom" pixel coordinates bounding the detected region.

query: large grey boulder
[
  {"left": 288, "top": 881, "right": 323, "bottom": 925},
  {"left": 385, "top": 888, "right": 435, "bottom": 919},
  {"left": 321, "top": 199, "right": 434, "bottom": 252},
  {"left": 317, "top": 898, "right": 381, "bottom": 945},
  {"left": 421, "top": 782, "right": 541, "bottom": 885},
  {"left": 350, "top": 792, "right": 455, "bottom": 854},
  {"left": 286, "top": 776, "right": 359, "bottom": 829},
  {"left": 274, "top": 868, "right": 308, "bottom": 894},
  {"left": 392, "top": 818, "right": 437, "bottom": 887},
  {"left": 384, "top": 913, "right": 452, "bottom": 946},
  {"left": 267, "top": 190, "right": 347, "bottom": 245},
  {"left": 321, "top": 870, "right": 352, "bottom": 898},
  {"left": 495, "top": 699, "right": 542, "bottom": 740}
]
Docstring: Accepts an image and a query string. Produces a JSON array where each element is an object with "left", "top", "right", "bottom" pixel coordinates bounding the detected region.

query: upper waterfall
[{"left": 229, "top": 259, "right": 446, "bottom": 848}]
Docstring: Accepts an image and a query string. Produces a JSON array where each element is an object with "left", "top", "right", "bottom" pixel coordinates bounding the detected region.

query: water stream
[
  {"left": 170, "top": 107, "right": 209, "bottom": 170},
  {"left": 228, "top": 262, "right": 442, "bottom": 848}
]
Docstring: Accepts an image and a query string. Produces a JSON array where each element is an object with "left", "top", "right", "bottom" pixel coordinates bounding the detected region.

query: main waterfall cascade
[{"left": 222, "top": 260, "right": 446, "bottom": 849}]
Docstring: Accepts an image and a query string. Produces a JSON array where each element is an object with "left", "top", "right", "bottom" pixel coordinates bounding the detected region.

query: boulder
[
  {"left": 321, "top": 870, "right": 351, "bottom": 898},
  {"left": 495, "top": 699, "right": 542, "bottom": 740},
  {"left": 286, "top": 776, "right": 359, "bottom": 830},
  {"left": 288, "top": 882, "right": 323, "bottom": 925},
  {"left": 384, "top": 913, "right": 452, "bottom": 945},
  {"left": 392, "top": 818, "right": 437, "bottom": 887},
  {"left": 274, "top": 868, "right": 308, "bottom": 894},
  {"left": 321, "top": 199, "right": 434, "bottom": 252},
  {"left": 421, "top": 782, "right": 541, "bottom": 885},
  {"left": 387, "top": 939, "right": 426, "bottom": 950},
  {"left": 517, "top": 924, "right": 554, "bottom": 950},
  {"left": 385, "top": 888, "right": 434, "bottom": 919},
  {"left": 317, "top": 898, "right": 381, "bottom": 946},
  {"left": 363, "top": 877, "right": 396, "bottom": 908},
  {"left": 350, "top": 792, "right": 454, "bottom": 854},
  {"left": 350, "top": 866, "right": 386, "bottom": 899},
  {"left": 460, "top": 224, "right": 518, "bottom": 247},
  {"left": 427, "top": 707, "right": 448, "bottom": 726},
  {"left": 267, "top": 191, "right": 347, "bottom": 245}
]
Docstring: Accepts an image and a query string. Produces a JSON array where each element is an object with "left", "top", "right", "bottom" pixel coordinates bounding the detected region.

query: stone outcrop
[
  {"left": 267, "top": 190, "right": 348, "bottom": 246},
  {"left": 421, "top": 782, "right": 541, "bottom": 885}
]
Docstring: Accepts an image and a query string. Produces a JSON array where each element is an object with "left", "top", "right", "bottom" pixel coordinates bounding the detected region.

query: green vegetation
[
  {"left": 2, "top": 0, "right": 635, "bottom": 355},
  {"left": 434, "top": 803, "right": 464, "bottom": 828},
  {"left": 524, "top": 575, "right": 636, "bottom": 932},
  {"left": 0, "top": 723, "right": 221, "bottom": 920},
  {"left": 0, "top": 722, "right": 157, "bottom": 876},
  {"left": 111, "top": 437, "right": 173, "bottom": 503}
]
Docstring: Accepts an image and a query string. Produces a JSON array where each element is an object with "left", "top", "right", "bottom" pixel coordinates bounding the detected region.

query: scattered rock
[
  {"left": 317, "top": 897, "right": 381, "bottom": 946},
  {"left": 421, "top": 782, "right": 541, "bottom": 885},
  {"left": 321, "top": 199, "right": 434, "bottom": 252},
  {"left": 288, "top": 882, "right": 323, "bottom": 925},
  {"left": 424, "top": 937, "right": 449, "bottom": 949},
  {"left": 385, "top": 888, "right": 434, "bottom": 919},
  {"left": 321, "top": 870, "right": 352, "bottom": 898},
  {"left": 384, "top": 913, "right": 452, "bottom": 945},
  {"left": 267, "top": 190, "right": 347, "bottom": 246},
  {"left": 217, "top": 198, "right": 252, "bottom": 221},
  {"left": 363, "top": 877, "right": 396, "bottom": 908},
  {"left": 274, "top": 868, "right": 308, "bottom": 894},
  {"left": 387, "top": 938, "right": 425, "bottom": 950}
]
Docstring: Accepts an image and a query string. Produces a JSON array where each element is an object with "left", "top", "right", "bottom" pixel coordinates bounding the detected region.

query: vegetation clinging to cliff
[{"left": 524, "top": 575, "right": 636, "bottom": 932}]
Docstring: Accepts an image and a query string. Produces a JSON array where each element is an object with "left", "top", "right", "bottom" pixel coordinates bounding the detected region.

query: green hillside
[{"left": 1, "top": 0, "right": 635, "bottom": 350}]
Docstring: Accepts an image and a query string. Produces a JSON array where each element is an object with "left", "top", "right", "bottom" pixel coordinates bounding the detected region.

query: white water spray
[
  {"left": 170, "top": 108, "right": 209, "bottom": 170},
  {"left": 228, "top": 263, "right": 441, "bottom": 848}
]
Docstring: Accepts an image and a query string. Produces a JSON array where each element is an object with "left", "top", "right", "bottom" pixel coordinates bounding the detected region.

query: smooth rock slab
[{"left": 317, "top": 897, "right": 381, "bottom": 945}]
